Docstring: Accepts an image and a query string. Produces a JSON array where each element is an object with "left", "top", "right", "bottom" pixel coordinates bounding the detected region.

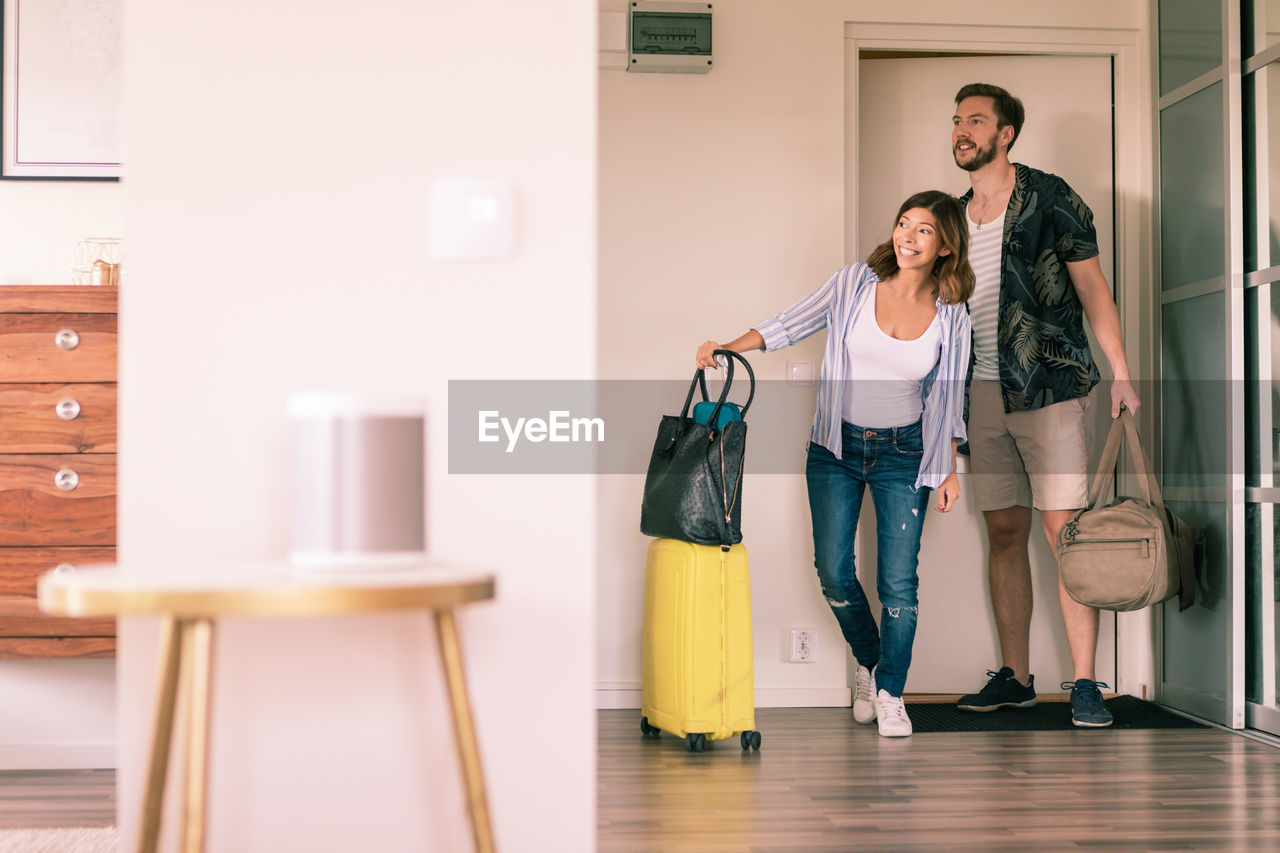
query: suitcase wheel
[
  {"left": 740, "top": 731, "right": 761, "bottom": 751},
  {"left": 685, "top": 733, "right": 706, "bottom": 753},
  {"left": 640, "top": 717, "right": 660, "bottom": 737}
]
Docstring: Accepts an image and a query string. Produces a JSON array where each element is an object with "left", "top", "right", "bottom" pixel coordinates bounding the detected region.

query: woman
[{"left": 696, "top": 190, "right": 974, "bottom": 737}]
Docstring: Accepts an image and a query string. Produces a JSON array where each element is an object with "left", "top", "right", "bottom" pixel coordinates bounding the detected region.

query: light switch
[
  {"left": 787, "top": 360, "right": 815, "bottom": 387},
  {"left": 428, "top": 180, "right": 516, "bottom": 260}
]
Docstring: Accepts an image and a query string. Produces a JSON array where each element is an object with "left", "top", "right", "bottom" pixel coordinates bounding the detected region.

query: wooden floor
[
  {"left": 4, "top": 718, "right": 1279, "bottom": 849},
  {"left": 0, "top": 770, "right": 115, "bottom": 829},
  {"left": 598, "top": 707, "right": 1280, "bottom": 851}
]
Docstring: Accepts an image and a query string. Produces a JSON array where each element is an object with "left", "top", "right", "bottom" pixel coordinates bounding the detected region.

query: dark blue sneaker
[
  {"left": 957, "top": 666, "right": 1037, "bottom": 711},
  {"left": 1062, "top": 679, "right": 1114, "bottom": 727}
]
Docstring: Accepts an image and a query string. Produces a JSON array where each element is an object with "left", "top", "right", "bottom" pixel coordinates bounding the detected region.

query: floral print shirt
[{"left": 960, "top": 163, "right": 1102, "bottom": 412}]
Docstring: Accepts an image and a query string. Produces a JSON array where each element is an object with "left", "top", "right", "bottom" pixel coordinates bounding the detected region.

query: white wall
[
  {"left": 0, "top": 180, "right": 120, "bottom": 769},
  {"left": 597, "top": 0, "right": 1152, "bottom": 707},
  {"left": 0, "top": 659, "right": 115, "bottom": 769},
  {"left": 119, "top": 1, "right": 595, "bottom": 851},
  {"left": 0, "top": 181, "right": 121, "bottom": 284}
]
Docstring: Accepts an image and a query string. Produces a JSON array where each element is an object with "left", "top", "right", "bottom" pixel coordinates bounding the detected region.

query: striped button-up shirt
[{"left": 752, "top": 262, "right": 972, "bottom": 491}]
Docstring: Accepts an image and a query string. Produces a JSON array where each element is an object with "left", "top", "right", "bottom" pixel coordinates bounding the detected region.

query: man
[{"left": 950, "top": 83, "right": 1141, "bottom": 727}]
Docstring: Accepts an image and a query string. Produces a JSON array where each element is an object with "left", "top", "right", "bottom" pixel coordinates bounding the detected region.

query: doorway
[{"left": 851, "top": 51, "right": 1120, "bottom": 693}]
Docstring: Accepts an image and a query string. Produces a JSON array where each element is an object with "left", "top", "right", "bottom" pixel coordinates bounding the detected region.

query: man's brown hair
[{"left": 955, "top": 83, "right": 1026, "bottom": 152}]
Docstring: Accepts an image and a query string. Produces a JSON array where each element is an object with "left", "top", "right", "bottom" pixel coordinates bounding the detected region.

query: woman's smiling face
[{"left": 892, "top": 207, "right": 950, "bottom": 272}]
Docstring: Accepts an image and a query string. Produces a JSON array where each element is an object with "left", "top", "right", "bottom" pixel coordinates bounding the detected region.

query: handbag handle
[
  {"left": 1086, "top": 408, "right": 1164, "bottom": 511},
  {"left": 680, "top": 349, "right": 757, "bottom": 428}
]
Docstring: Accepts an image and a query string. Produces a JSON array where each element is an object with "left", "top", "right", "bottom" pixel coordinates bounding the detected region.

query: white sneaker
[
  {"left": 852, "top": 665, "right": 876, "bottom": 724},
  {"left": 875, "top": 689, "right": 912, "bottom": 737}
]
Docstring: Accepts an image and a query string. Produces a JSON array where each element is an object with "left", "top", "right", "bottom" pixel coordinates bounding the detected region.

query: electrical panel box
[{"left": 627, "top": 1, "right": 712, "bottom": 74}]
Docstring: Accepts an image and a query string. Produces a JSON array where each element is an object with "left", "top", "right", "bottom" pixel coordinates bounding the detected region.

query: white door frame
[{"left": 843, "top": 22, "right": 1158, "bottom": 700}]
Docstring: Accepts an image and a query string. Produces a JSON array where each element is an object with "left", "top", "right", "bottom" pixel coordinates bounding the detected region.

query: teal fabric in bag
[
  {"left": 690, "top": 356, "right": 750, "bottom": 430},
  {"left": 692, "top": 399, "right": 743, "bottom": 429}
]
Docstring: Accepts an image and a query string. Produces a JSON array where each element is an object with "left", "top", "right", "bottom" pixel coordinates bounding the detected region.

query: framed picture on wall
[{"left": 2, "top": 0, "right": 122, "bottom": 179}]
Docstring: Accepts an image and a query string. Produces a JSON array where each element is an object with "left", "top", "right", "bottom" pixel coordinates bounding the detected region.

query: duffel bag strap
[
  {"left": 1085, "top": 412, "right": 1127, "bottom": 510},
  {"left": 1086, "top": 408, "right": 1161, "bottom": 511},
  {"left": 1120, "top": 409, "right": 1196, "bottom": 606},
  {"left": 1119, "top": 409, "right": 1163, "bottom": 510}
]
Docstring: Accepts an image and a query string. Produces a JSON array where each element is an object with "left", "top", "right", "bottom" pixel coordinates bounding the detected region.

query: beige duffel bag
[{"left": 1058, "top": 409, "right": 1197, "bottom": 612}]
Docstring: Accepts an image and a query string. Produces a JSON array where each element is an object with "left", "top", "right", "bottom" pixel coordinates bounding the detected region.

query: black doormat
[{"left": 906, "top": 696, "right": 1207, "bottom": 733}]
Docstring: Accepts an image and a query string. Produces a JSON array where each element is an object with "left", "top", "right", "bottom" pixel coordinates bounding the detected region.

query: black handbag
[{"left": 640, "top": 350, "right": 755, "bottom": 547}]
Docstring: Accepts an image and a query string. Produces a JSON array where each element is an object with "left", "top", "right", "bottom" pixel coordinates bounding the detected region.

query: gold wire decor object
[{"left": 70, "top": 237, "right": 122, "bottom": 286}]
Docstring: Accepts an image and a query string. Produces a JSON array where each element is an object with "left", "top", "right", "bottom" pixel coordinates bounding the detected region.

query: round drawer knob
[
  {"left": 56, "top": 398, "right": 82, "bottom": 420},
  {"left": 55, "top": 329, "right": 80, "bottom": 351},
  {"left": 53, "top": 563, "right": 76, "bottom": 574},
  {"left": 54, "top": 468, "right": 80, "bottom": 492}
]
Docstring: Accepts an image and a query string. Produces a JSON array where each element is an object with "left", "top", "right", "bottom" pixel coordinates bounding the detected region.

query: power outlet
[{"left": 788, "top": 628, "right": 817, "bottom": 663}]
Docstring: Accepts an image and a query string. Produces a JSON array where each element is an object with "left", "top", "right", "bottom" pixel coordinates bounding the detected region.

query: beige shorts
[{"left": 967, "top": 380, "right": 1090, "bottom": 512}]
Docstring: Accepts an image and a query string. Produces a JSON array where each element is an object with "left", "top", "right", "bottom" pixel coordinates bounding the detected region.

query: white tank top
[{"left": 841, "top": 284, "right": 943, "bottom": 428}]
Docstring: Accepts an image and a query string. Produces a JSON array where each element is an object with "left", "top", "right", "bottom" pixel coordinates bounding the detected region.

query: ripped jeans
[{"left": 805, "top": 420, "right": 931, "bottom": 698}]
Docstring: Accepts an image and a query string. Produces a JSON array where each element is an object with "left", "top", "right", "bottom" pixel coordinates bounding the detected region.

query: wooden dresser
[{"left": 0, "top": 286, "right": 116, "bottom": 657}]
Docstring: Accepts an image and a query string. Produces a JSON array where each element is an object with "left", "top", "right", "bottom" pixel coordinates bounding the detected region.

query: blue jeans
[{"left": 805, "top": 420, "right": 931, "bottom": 697}]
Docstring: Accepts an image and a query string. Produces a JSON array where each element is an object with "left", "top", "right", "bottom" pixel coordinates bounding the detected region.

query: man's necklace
[{"left": 972, "top": 168, "right": 1012, "bottom": 230}]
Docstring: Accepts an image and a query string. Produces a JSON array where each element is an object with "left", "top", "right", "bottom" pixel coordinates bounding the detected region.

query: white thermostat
[{"left": 627, "top": 1, "right": 712, "bottom": 74}]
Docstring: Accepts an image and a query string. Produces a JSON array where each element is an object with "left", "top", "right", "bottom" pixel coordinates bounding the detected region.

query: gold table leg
[
  {"left": 434, "top": 609, "right": 495, "bottom": 853},
  {"left": 180, "top": 618, "right": 215, "bottom": 853},
  {"left": 139, "top": 616, "right": 184, "bottom": 853}
]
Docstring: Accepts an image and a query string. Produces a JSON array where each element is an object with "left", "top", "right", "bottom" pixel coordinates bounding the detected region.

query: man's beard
[{"left": 954, "top": 141, "right": 997, "bottom": 172}]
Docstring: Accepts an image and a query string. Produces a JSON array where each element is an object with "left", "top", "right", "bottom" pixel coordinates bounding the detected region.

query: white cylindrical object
[{"left": 288, "top": 392, "right": 426, "bottom": 571}]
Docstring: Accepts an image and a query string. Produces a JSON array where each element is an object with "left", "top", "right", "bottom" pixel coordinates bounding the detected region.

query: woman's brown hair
[{"left": 866, "top": 190, "right": 975, "bottom": 305}]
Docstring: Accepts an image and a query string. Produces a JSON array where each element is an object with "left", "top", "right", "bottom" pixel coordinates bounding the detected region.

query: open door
[{"left": 853, "top": 52, "right": 1119, "bottom": 694}]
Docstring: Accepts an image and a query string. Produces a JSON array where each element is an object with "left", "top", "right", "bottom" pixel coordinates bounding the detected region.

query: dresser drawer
[
  {"left": 0, "top": 593, "right": 116, "bottom": 640},
  {"left": 0, "top": 547, "right": 115, "bottom": 595},
  {"left": 0, "top": 313, "right": 116, "bottom": 382},
  {"left": 0, "top": 600, "right": 114, "bottom": 636},
  {"left": 0, "top": 384, "right": 116, "bottom": 452},
  {"left": 0, "top": 549, "right": 116, "bottom": 637},
  {"left": 0, "top": 455, "right": 115, "bottom": 546},
  {"left": 0, "top": 287, "right": 116, "bottom": 314}
]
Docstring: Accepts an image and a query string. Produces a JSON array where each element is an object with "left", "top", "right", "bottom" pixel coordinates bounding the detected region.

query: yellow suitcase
[{"left": 640, "top": 538, "right": 760, "bottom": 752}]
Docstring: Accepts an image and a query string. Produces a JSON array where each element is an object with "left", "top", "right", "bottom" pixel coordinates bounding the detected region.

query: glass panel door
[
  {"left": 1157, "top": 0, "right": 1245, "bottom": 723},
  {"left": 1160, "top": 0, "right": 1224, "bottom": 94}
]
